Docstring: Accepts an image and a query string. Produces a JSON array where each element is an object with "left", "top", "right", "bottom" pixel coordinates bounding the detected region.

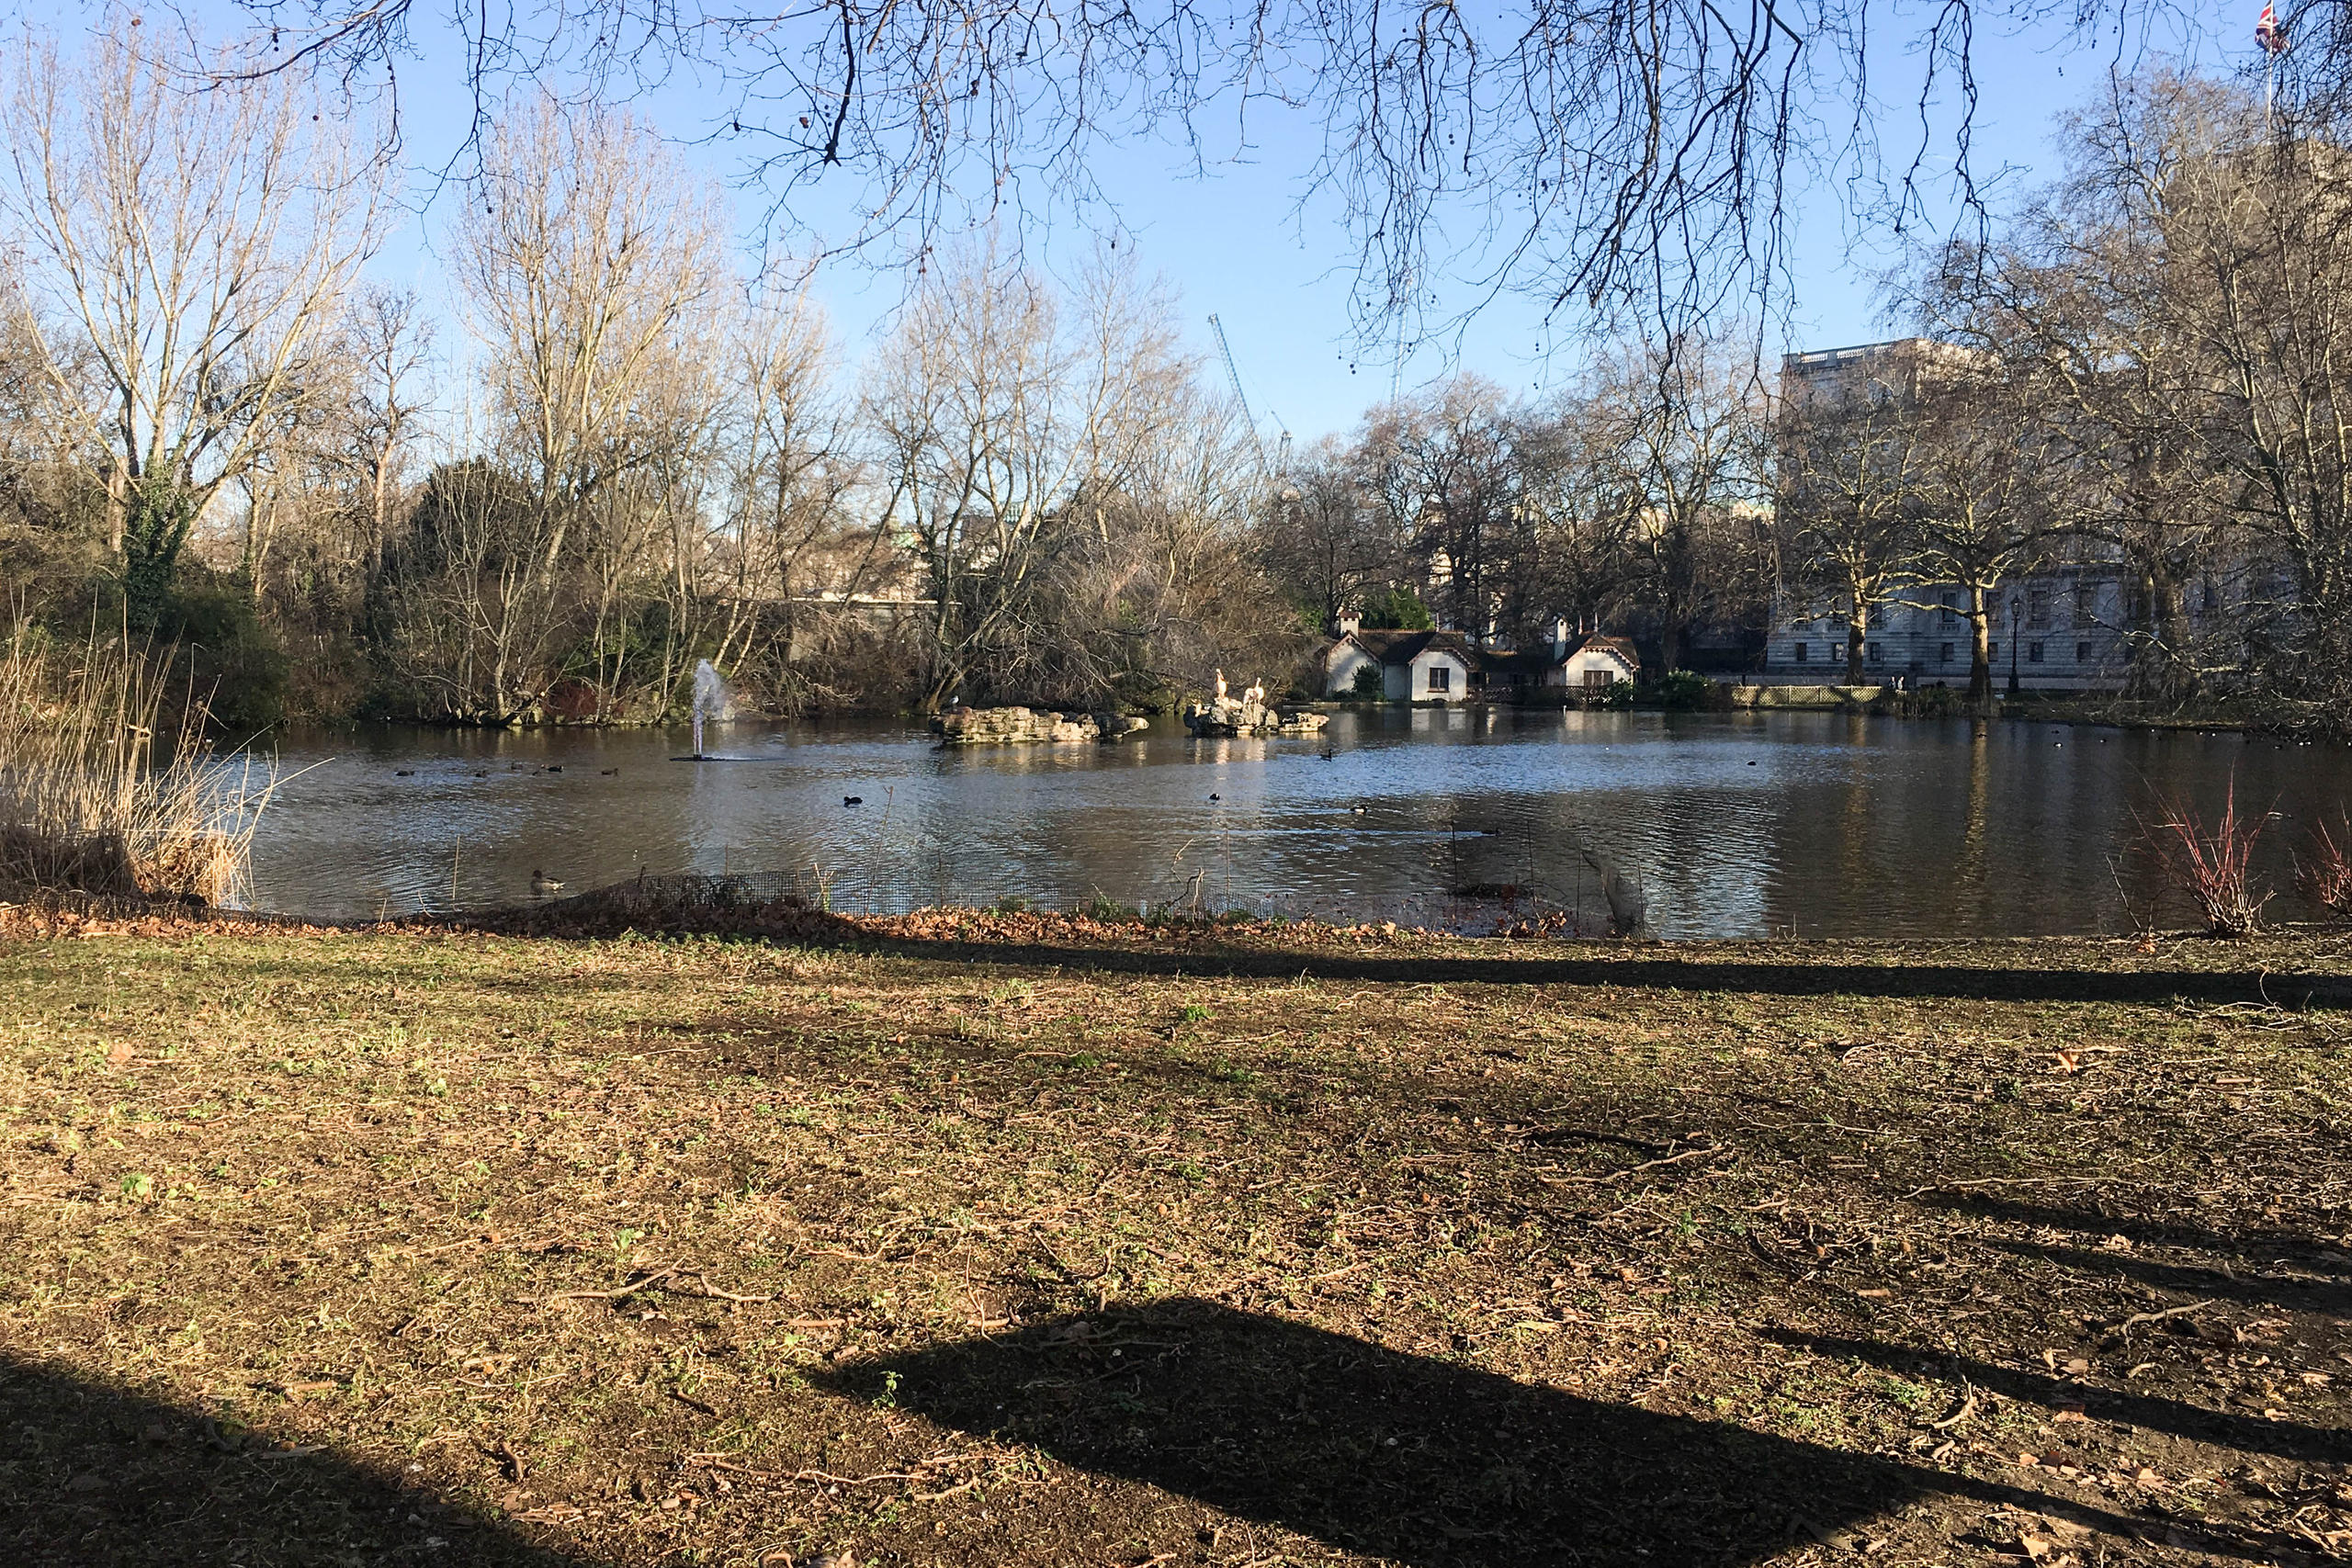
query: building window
[
  {"left": 2027, "top": 588, "right": 2051, "bottom": 629},
  {"left": 1426, "top": 664, "right": 1450, "bottom": 693},
  {"left": 1939, "top": 642, "right": 1954, "bottom": 663},
  {"left": 2028, "top": 640, "right": 2045, "bottom": 663},
  {"left": 1988, "top": 641, "right": 1999, "bottom": 662},
  {"left": 1867, "top": 641, "right": 1883, "bottom": 663},
  {"left": 2073, "top": 587, "right": 2097, "bottom": 628},
  {"left": 2076, "top": 640, "right": 2092, "bottom": 662},
  {"left": 1793, "top": 642, "right": 1808, "bottom": 663},
  {"left": 1584, "top": 669, "right": 1610, "bottom": 690},
  {"left": 1939, "top": 592, "right": 1958, "bottom": 626}
]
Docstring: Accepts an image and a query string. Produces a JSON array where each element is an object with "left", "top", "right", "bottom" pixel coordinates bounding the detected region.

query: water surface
[{"left": 244, "top": 708, "right": 2352, "bottom": 938}]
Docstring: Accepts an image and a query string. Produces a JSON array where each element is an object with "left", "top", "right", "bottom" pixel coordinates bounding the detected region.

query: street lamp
[{"left": 2007, "top": 594, "right": 2022, "bottom": 697}]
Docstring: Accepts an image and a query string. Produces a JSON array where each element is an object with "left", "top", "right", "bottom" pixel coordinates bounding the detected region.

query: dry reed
[{"left": 0, "top": 623, "right": 269, "bottom": 905}]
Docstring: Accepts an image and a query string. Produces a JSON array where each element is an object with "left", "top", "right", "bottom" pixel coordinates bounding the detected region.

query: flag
[{"left": 2258, "top": 1, "right": 2287, "bottom": 53}]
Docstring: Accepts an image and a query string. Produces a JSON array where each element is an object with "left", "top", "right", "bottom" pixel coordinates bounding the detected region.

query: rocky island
[{"left": 929, "top": 705, "right": 1149, "bottom": 744}]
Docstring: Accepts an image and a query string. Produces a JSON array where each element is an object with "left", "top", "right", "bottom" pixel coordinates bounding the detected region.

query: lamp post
[{"left": 2007, "top": 594, "right": 2022, "bottom": 697}]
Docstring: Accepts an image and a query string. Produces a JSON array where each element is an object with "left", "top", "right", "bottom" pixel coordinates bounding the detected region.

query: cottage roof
[
  {"left": 1341, "top": 628, "right": 1479, "bottom": 667},
  {"left": 1564, "top": 634, "right": 1642, "bottom": 671}
]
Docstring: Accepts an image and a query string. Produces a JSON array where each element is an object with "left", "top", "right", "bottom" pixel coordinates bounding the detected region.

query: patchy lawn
[{"left": 4, "top": 909, "right": 2352, "bottom": 1567}]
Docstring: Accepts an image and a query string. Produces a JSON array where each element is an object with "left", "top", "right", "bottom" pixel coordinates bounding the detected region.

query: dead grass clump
[
  {"left": 0, "top": 622, "right": 268, "bottom": 905},
  {"left": 2145, "top": 782, "right": 2272, "bottom": 938}
]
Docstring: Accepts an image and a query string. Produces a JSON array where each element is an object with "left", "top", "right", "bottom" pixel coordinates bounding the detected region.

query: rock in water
[
  {"left": 1182, "top": 695, "right": 1327, "bottom": 737},
  {"left": 931, "top": 705, "right": 1100, "bottom": 744}
]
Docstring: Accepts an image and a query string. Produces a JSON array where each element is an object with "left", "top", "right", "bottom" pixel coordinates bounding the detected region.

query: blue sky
[{"left": 136, "top": 2, "right": 2251, "bottom": 441}]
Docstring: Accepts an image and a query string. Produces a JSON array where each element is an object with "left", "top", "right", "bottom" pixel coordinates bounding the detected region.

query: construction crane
[{"left": 1206, "top": 312, "right": 1291, "bottom": 481}]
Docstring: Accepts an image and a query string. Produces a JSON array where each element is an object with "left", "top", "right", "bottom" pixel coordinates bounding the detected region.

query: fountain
[{"left": 684, "top": 659, "right": 730, "bottom": 760}]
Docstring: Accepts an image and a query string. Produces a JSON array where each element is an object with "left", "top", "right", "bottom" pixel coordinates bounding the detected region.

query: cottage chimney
[
  {"left": 1336, "top": 614, "right": 1362, "bottom": 636},
  {"left": 1551, "top": 617, "right": 1571, "bottom": 660}
]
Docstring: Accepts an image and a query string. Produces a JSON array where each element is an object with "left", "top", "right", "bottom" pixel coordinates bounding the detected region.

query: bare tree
[
  {"left": 0, "top": 20, "right": 388, "bottom": 621},
  {"left": 1777, "top": 344, "right": 1938, "bottom": 685},
  {"left": 216, "top": 0, "right": 2114, "bottom": 344},
  {"left": 1904, "top": 366, "right": 2054, "bottom": 709},
  {"left": 1593, "top": 334, "right": 1770, "bottom": 672},
  {"left": 448, "top": 94, "right": 727, "bottom": 720},
  {"left": 1358, "top": 377, "right": 1521, "bottom": 642},
  {"left": 1255, "top": 435, "right": 1389, "bottom": 635}
]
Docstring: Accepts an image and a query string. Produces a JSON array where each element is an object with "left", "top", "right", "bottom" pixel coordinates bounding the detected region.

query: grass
[{"left": 5, "top": 908, "right": 2352, "bottom": 1566}]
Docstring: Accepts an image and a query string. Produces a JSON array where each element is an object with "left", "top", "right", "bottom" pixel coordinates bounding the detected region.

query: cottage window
[
  {"left": 1426, "top": 665, "right": 1450, "bottom": 694},
  {"left": 1584, "top": 669, "right": 1611, "bottom": 690}
]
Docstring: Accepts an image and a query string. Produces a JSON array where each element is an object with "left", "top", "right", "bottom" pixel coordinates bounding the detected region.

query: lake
[{"left": 241, "top": 707, "right": 2352, "bottom": 938}]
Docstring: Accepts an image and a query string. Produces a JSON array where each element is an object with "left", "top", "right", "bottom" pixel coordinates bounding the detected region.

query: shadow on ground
[
  {"left": 0, "top": 1353, "right": 572, "bottom": 1567},
  {"left": 1764, "top": 1329, "right": 2352, "bottom": 1465},
  {"left": 455, "top": 892, "right": 2352, "bottom": 1009},
  {"left": 831, "top": 1298, "right": 2286, "bottom": 1567}
]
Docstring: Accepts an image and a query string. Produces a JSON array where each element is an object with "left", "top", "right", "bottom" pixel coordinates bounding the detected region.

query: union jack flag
[{"left": 2258, "top": 1, "right": 2288, "bottom": 53}]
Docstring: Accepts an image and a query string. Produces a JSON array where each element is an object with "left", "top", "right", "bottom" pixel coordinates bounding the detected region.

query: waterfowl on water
[
  {"left": 1208, "top": 793, "right": 1222, "bottom": 802},
  {"left": 843, "top": 795, "right": 864, "bottom": 807},
  {"left": 394, "top": 770, "right": 413, "bottom": 777},
  {"left": 601, "top": 767, "right": 620, "bottom": 775},
  {"left": 531, "top": 870, "right": 565, "bottom": 894}
]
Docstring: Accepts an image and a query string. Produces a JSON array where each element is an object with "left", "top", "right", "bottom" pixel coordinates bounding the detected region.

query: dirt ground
[{"left": 4, "top": 906, "right": 2352, "bottom": 1566}]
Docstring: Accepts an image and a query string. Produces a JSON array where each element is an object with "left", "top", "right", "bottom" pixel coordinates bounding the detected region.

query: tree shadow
[
  {"left": 459, "top": 897, "right": 2352, "bottom": 1009},
  {"left": 1982, "top": 1236, "right": 2352, "bottom": 1316},
  {"left": 0, "top": 1352, "right": 577, "bottom": 1567},
  {"left": 1917, "top": 1190, "right": 2350, "bottom": 1265},
  {"left": 827, "top": 1297, "right": 2292, "bottom": 1566},
  {"left": 1763, "top": 1329, "right": 2352, "bottom": 1465}
]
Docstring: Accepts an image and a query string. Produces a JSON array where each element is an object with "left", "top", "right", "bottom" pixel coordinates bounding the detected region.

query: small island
[
  {"left": 1182, "top": 670, "right": 1329, "bottom": 737},
  {"left": 930, "top": 705, "right": 1149, "bottom": 744}
]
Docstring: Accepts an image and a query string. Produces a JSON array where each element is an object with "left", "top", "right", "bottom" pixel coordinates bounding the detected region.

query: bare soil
[{"left": 5, "top": 905, "right": 2352, "bottom": 1566}]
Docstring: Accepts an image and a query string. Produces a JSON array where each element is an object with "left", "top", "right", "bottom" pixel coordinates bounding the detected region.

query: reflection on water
[{"left": 243, "top": 708, "right": 2352, "bottom": 939}]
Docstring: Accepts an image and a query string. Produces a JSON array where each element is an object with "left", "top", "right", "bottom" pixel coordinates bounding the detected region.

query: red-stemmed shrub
[
  {"left": 2298, "top": 814, "right": 2352, "bottom": 919},
  {"left": 2144, "top": 782, "right": 2272, "bottom": 938}
]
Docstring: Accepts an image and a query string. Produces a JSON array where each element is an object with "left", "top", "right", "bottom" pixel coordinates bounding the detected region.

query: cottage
[
  {"left": 1551, "top": 634, "right": 1641, "bottom": 692},
  {"left": 1322, "top": 628, "right": 1479, "bottom": 703},
  {"left": 1323, "top": 621, "right": 1640, "bottom": 701}
]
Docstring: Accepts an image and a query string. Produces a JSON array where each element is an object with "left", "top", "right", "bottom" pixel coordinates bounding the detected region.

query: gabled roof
[
  {"left": 1339, "top": 628, "right": 1479, "bottom": 667},
  {"left": 1564, "top": 634, "right": 1642, "bottom": 670},
  {"left": 1478, "top": 649, "right": 1555, "bottom": 679}
]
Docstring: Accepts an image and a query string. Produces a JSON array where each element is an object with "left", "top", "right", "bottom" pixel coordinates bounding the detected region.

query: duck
[
  {"left": 1208, "top": 793, "right": 1222, "bottom": 802},
  {"left": 601, "top": 767, "right": 620, "bottom": 776},
  {"left": 531, "top": 870, "right": 565, "bottom": 895},
  {"left": 1350, "top": 805, "right": 1368, "bottom": 815},
  {"left": 843, "top": 795, "right": 864, "bottom": 807},
  {"left": 394, "top": 769, "right": 413, "bottom": 777}
]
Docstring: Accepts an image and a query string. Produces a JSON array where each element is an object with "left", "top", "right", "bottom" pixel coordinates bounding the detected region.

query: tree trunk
[
  {"left": 1844, "top": 596, "right": 1868, "bottom": 685},
  {"left": 1966, "top": 584, "right": 1994, "bottom": 714}
]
